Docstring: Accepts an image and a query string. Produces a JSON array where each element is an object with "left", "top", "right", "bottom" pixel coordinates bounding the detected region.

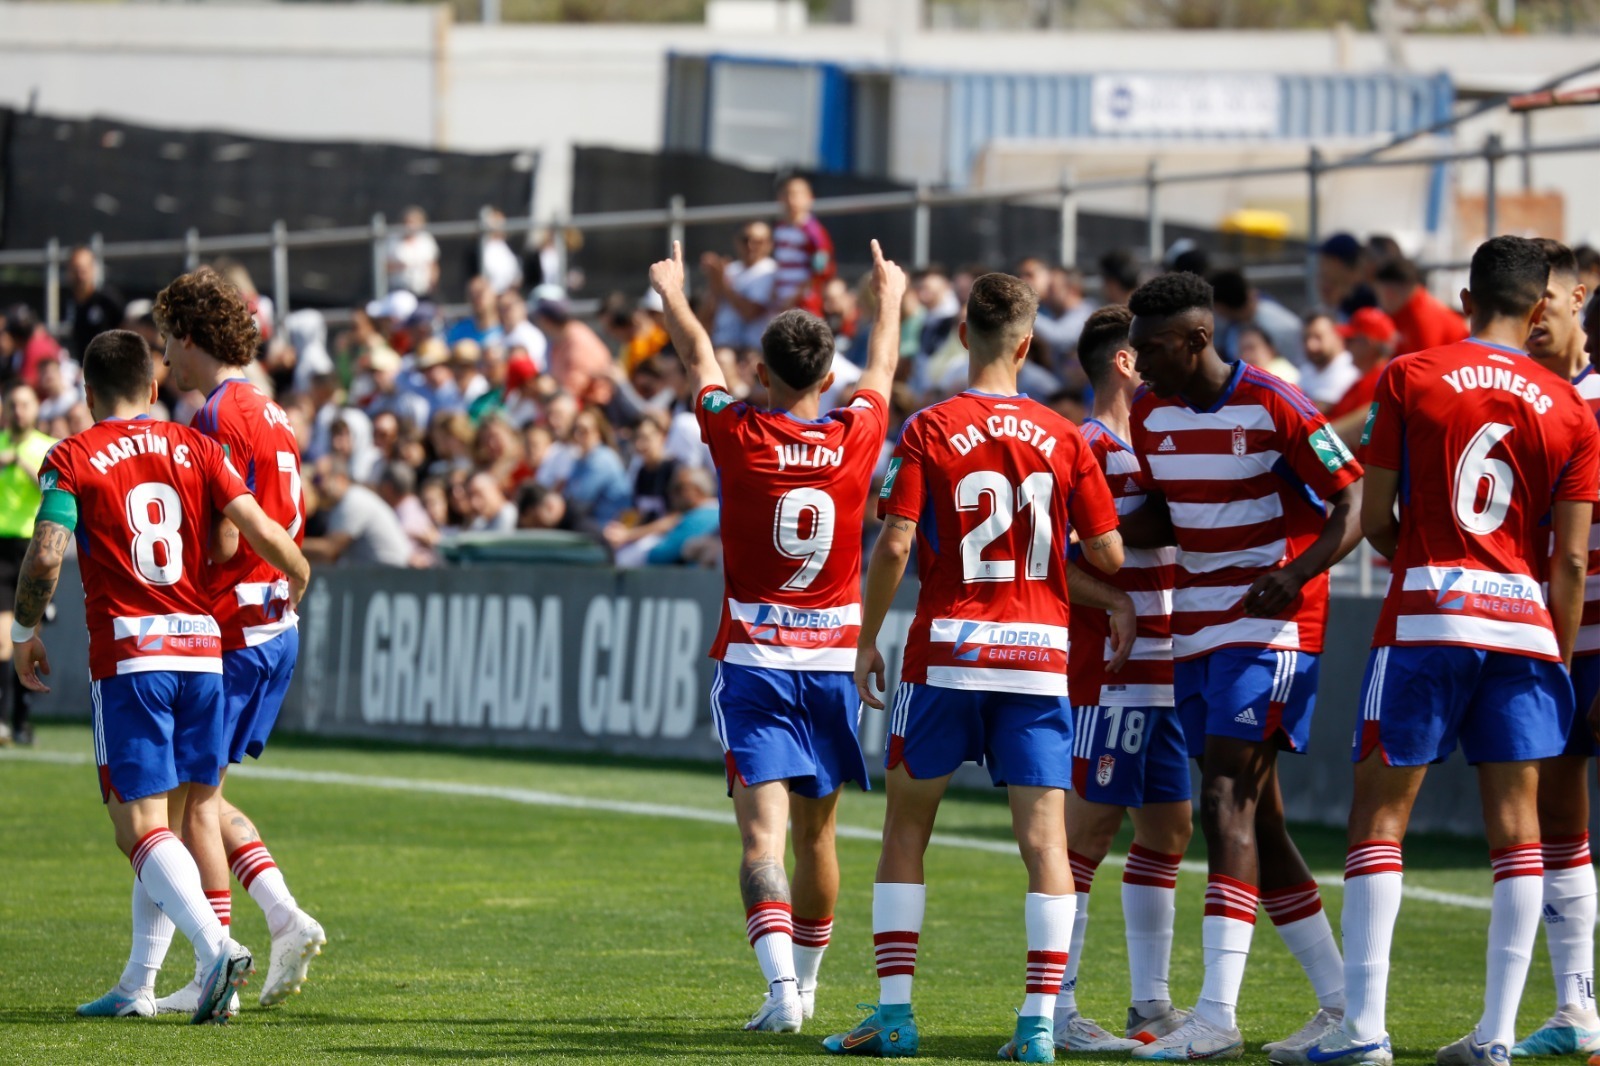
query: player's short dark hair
[
  {"left": 153, "top": 266, "right": 260, "bottom": 367},
  {"left": 1207, "top": 269, "right": 1249, "bottom": 312},
  {"left": 1468, "top": 236, "right": 1550, "bottom": 322},
  {"left": 1099, "top": 249, "right": 1141, "bottom": 293},
  {"left": 1128, "top": 271, "right": 1214, "bottom": 319},
  {"left": 1373, "top": 257, "right": 1421, "bottom": 288},
  {"left": 965, "top": 273, "right": 1038, "bottom": 357},
  {"left": 1077, "top": 305, "right": 1132, "bottom": 387},
  {"left": 1534, "top": 237, "right": 1579, "bottom": 282},
  {"left": 760, "top": 309, "right": 836, "bottom": 390},
  {"left": 82, "top": 329, "right": 154, "bottom": 406}
]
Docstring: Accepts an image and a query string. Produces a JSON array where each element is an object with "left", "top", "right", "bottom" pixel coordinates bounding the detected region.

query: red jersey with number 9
[
  {"left": 879, "top": 391, "right": 1119, "bottom": 696},
  {"left": 696, "top": 384, "right": 889, "bottom": 671},
  {"left": 192, "top": 379, "right": 305, "bottom": 651},
  {"left": 1365, "top": 339, "right": 1600, "bottom": 661},
  {"left": 40, "top": 416, "right": 250, "bottom": 680}
]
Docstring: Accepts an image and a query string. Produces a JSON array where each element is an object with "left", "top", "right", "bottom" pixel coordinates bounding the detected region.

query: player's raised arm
[
  {"left": 856, "top": 515, "right": 915, "bottom": 709},
  {"left": 11, "top": 518, "right": 71, "bottom": 691},
  {"left": 224, "top": 494, "right": 311, "bottom": 607},
  {"left": 649, "top": 241, "right": 727, "bottom": 397},
  {"left": 853, "top": 240, "right": 906, "bottom": 404}
]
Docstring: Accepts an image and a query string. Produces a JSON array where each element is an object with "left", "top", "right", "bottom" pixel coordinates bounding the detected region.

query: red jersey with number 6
[
  {"left": 696, "top": 383, "right": 889, "bottom": 671},
  {"left": 40, "top": 417, "right": 250, "bottom": 681},
  {"left": 1365, "top": 339, "right": 1600, "bottom": 661},
  {"left": 192, "top": 379, "right": 305, "bottom": 651},
  {"left": 880, "top": 391, "right": 1119, "bottom": 697}
]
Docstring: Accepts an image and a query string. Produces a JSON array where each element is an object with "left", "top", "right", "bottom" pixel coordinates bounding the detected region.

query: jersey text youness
[
  {"left": 880, "top": 391, "right": 1119, "bottom": 696},
  {"left": 1070, "top": 420, "right": 1177, "bottom": 707},
  {"left": 696, "top": 384, "right": 889, "bottom": 671},
  {"left": 192, "top": 379, "right": 305, "bottom": 650},
  {"left": 1130, "top": 364, "right": 1363, "bottom": 659},
  {"left": 41, "top": 417, "right": 249, "bottom": 680},
  {"left": 1366, "top": 339, "right": 1600, "bottom": 661}
]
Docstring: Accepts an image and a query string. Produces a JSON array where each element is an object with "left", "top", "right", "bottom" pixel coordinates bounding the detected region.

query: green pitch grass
[{"left": 0, "top": 723, "right": 1558, "bottom": 1065}]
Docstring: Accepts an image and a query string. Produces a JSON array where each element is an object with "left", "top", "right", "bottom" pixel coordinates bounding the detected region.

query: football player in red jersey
[
  {"left": 649, "top": 239, "right": 905, "bottom": 1033},
  {"left": 11, "top": 329, "right": 308, "bottom": 1023},
  {"left": 827, "top": 271, "right": 1132, "bottom": 1062},
  {"left": 1307, "top": 237, "right": 1599, "bottom": 1066},
  {"left": 1519, "top": 239, "right": 1600, "bottom": 1058},
  {"left": 1123, "top": 272, "right": 1364, "bottom": 1062}
]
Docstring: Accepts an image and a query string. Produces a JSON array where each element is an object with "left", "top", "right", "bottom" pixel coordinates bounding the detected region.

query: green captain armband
[{"left": 36, "top": 488, "right": 78, "bottom": 531}]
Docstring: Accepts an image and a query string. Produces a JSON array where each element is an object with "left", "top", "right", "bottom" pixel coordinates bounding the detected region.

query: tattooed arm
[
  {"left": 1077, "top": 526, "right": 1125, "bottom": 576},
  {"left": 13, "top": 519, "right": 71, "bottom": 692}
]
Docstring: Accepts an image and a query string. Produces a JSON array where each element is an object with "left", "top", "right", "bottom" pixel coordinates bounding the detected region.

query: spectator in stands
[
  {"left": 425, "top": 410, "right": 475, "bottom": 479},
  {"left": 1576, "top": 245, "right": 1600, "bottom": 296},
  {"left": 500, "top": 288, "right": 549, "bottom": 370},
  {"left": 1236, "top": 324, "right": 1300, "bottom": 385},
  {"left": 304, "top": 460, "right": 416, "bottom": 567},
  {"left": 772, "top": 175, "right": 834, "bottom": 315},
  {"left": 646, "top": 466, "right": 720, "bottom": 567},
  {"left": 1373, "top": 256, "right": 1468, "bottom": 355},
  {"left": 1209, "top": 268, "right": 1306, "bottom": 366},
  {"left": 370, "top": 411, "right": 403, "bottom": 468},
  {"left": 447, "top": 277, "right": 506, "bottom": 351},
  {"left": 621, "top": 409, "right": 678, "bottom": 525},
  {"left": 465, "top": 470, "right": 518, "bottom": 533},
  {"left": 285, "top": 308, "right": 334, "bottom": 394},
  {"left": 1298, "top": 310, "right": 1362, "bottom": 413},
  {"left": 386, "top": 205, "right": 440, "bottom": 297},
  {"left": 1327, "top": 306, "right": 1399, "bottom": 444},
  {"left": 822, "top": 277, "right": 860, "bottom": 360},
  {"left": 914, "top": 265, "right": 961, "bottom": 357},
  {"left": 1316, "top": 232, "right": 1379, "bottom": 320},
  {"left": 478, "top": 208, "right": 523, "bottom": 295},
  {"left": 1, "top": 306, "right": 62, "bottom": 388},
  {"left": 563, "top": 408, "right": 631, "bottom": 523},
  {"left": 33, "top": 356, "right": 80, "bottom": 426},
  {"left": 328, "top": 408, "right": 381, "bottom": 485},
  {"left": 420, "top": 476, "right": 456, "bottom": 536},
  {"left": 533, "top": 292, "right": 612, "bottom": 402},
  {"left": 515, "top": 480, "right": 601, "bottom": 540},
  {"left": 374, "top": 460, "right": 440, "bottom": 567},
  {"left": 1021, "top": 260, "right": 1094, "bottom": 372},
  {"left": 365, "top": 289, "right": 420, "bottom": 355},
  {"left": 449, "top": 339, "right": 491, "bottom": 405},
  {"left": 362, "top": 344, "right": 431, "bottom": 428},
  {"left": 63, "top": 246, "right": 123, "bottom": 359},
  {"left": 1165, "top": 238, "right": 1212, "bottom": 277},
  {"left": 474, "top": 413, "right": 533, "bottom": 493},
  {"left": 704, "top": 221, "right": 778, "bottom": 355},
  {"left": 408, "top": 338, "right": 463, "bottom": 417},
  {"left": 1099, "top": 249, "right": 1141, "bottom": 306}
]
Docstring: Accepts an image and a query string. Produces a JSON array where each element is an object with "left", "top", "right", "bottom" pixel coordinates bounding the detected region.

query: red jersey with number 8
[
  {"left": 39, "top": 416, "right": 250, "bottom": 680},
  {"left": 1365, "top": 339, "right": 1600, "bottom": 661},
  {"left": 696, "top": 384, "right": 889, "bottom": 671},
  {"left": 192, "top": 379, "right": 305, "bottom": 651},
  {"left": 879, "top": 391, "right": 1119, "bottom": 696}
]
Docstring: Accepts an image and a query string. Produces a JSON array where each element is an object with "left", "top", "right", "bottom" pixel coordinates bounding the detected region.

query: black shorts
[{"left": 0, "top": 537, "right": 31, "bottom": 613}]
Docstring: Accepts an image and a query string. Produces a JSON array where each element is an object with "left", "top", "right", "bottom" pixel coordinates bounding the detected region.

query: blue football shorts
[
  {"left": 1070, "top": 704, "right": 1191, "bottom": 806},
  {"left": 710, "top": 661, "right": 869, "bottom": 799},
  {"left": 885, "top": 681, "right": 1072, "bottom": 789},
  {"left": 92, "top": 670, "right": 226, "bottom": 804}
]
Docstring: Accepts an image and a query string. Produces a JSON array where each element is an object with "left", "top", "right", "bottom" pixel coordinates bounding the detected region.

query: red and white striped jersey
[
  {"left": 1069, "top": 418, "right": 1177, "bottom": 707},
  {"left": 1366, "top": 339, "right": 1600, "bottom": 661},
  {"left": 1130, "top": 364, "right": 1363, "bottom": 660},
  {"left": 696, "top": 384, "right": 888, "bottom": 672},
  {"left": 1571, "top": 366, "right": 1600, "bottom": 657},
  {"left": 771, "top": 216, "right": 834, "bottom": 316},
  {"left": 880, "top": 391, "right": 1119, "bottom": 696},
  {"left": 39, "top": 417, "right": 250, "bottom": 681}
]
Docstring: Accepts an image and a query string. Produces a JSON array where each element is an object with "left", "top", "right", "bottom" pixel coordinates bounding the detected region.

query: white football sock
[
  {"left": 1023, "top": 892, "right": 1073, "bottom": 1019},
  {"left": 1542, "top": 837, "right": 1598, "bottom": 1018},
  {"left": 1196, "top": 876, "right": 1258, "bottom": 1031},
  {"left": 1264, "top": 881, "right": 1345, "bottom": 1011},
  {"left": 130, "top": 829, "right": 227, "bottom": 967},
  {"left": 873, "top": 882, "right": 926, "bottom": 1006},
  {"left": 746, "top": 902, "right": 797, "bottom": 995},
  {"left": 117, "top": 877, "right": 174, "bottom": 996},
  {"left": 793, "top": 916, "right": 833, "bottom": 992},
  {"left": 1056, "top": 850, "right": 1098, "bottom": 1020},
  {"left": 1341, "top": 843, "right": 1404, "bottom": 1043},
  {"left": 1123, "top": 844, "right": 1182, "bottom": 1007},
  {"left": 1478, "top": 846, "right": 1543, "bottom": 1046},
  {"left": 230, "top": 841, "right": 299, "bottom": 937}
]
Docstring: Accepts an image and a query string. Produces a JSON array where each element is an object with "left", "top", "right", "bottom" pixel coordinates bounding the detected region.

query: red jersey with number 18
[
  {"left": 192, "top": 378, "right": 305, "bottom": 651},
  {"left": 39, "top": 416, "right": 250, "bottom": 681},
  {"left": 696, "top": 384, "right": 889, "bottom": 671},
  {"left": 880, "top": 391, "right": 1119, "bottom": 696},
  {"left": 1365, "top": 338, "right": 1600, "bottom": 661}
]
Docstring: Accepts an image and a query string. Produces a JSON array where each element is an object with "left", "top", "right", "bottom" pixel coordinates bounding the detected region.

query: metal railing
[{"left": 19, "top": 131, "right": 1600, "bottom": 333}]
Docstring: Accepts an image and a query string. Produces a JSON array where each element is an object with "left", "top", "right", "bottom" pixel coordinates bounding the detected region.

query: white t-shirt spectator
[
  {"left": 713, "top": 257, "right": 778, "bottom": 351},
  {"left": 467, "top": 501, "right": 518, "bottom": 533},
  {"left": 482, "top": 238, "right": 522, "bottom": 295},
  {"left": 505, "top": 321, "right": 549, "bottom": 371},
  {"left": 387, "top": 231, "right": 441, "bottom": 296},
  {"left": 327, "top": 484, "right": 415, "bottom": 566},
  {"left": 1298, "top": 350, "right": 1363, "bottom": 408},
  {"left": 666, "top": 410, "right": 713, "bottom": 470}
]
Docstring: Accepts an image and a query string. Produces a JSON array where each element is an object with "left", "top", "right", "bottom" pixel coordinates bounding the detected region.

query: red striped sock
[
  {"left": 874, "top": 930, "right": 919, "bottom": 978},
  {"left": 1261, "top": 881, "right": 1323, "bottom": 926},
  {"left": 792, "top": 915, "right": 833, "bottom": 950},
  {"left": 1490, "top": 842, "right": 1543, "bottom": 882},
  {"left": 205, "top": 889, "right": 231, "bottom": 928},
  {"left": 1543, "top": 833, "right": 1592, "bottom": 871},
  {"left": 745, "top": 901, "right": 793, "bottom": 947},
  {"left": 1203, "top": 874, "right": 1259, "bottom": 924},
  {"left": 1068, "top": 850, "right": 1099, "bottom": 893},
  {"left": 129, "top": 828, "right": 179, "bottom": 876},
  {"left": 227, "top": 841, "right": 278, "bottom": 891},
  {"left": 1026, "top": 950, "right": 1069, "bottom": 994},
  {"left": 1346, "top": 840, "right": 1404, "bottom": 879},
  {"left": 1123, "top": 844, "right": 1182, "bottom": 889}
]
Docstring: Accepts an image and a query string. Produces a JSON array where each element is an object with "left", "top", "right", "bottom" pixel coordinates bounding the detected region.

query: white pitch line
[{"left": 1, "top": 746, "right": 1492, "bottom": 911}]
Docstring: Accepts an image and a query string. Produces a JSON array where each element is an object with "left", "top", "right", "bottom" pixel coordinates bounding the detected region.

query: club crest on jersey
[
  {"left": 1309, "top": 425, "right": 1354, "bottom": 472},
  {"left": 1096, "top": 755, "right": 1115, "bottom": 787},
  {"left": 1231, "top": 426, "right": 1246, "bottom": 457}
]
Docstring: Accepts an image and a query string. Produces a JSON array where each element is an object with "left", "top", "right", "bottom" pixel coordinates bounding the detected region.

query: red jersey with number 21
[
  {"left": 192, "top": 378, "right": 305, "bottom": 651},
  {"left": 696, "top": 384, "right": 889, "bottom": 671},
  {"left": 40, "top": 417, "right": 250, "bottom": 681},
  {"left": 880, "top": 391, "right": 1119, "bottom": 696},
  {"left": 1365, "top": 339, "right": 1600, "bottom": 661}
]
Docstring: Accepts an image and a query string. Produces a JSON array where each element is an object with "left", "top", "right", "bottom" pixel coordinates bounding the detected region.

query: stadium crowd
[{"left": 6, "top": 179, "right": 1599, "bottom": 574}]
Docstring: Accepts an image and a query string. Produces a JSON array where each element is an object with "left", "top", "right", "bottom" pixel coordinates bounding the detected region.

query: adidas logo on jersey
[
  {"left": 1158, "top": 435, "right": 1177, "bottom": 452},
  {"left": 1234, "top": 707, "right": 1258, "bottom": 725},
  {"left": 1124, "top": 478, "right": 1139, "bottom": 493}
]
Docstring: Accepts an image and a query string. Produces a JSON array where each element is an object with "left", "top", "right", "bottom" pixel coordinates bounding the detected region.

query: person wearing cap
[
  {"left": 1316, "top": 233, "right": 1380, "bottom": 320},
  {"left": 450, "top": 338, "right": 491, "bottom": 405},
  {"left": 1326, "top": 306, "right": 1400, "bottom": 444},
  {"left": 498, "top": 288, "right": 548, "bottom": 370},
  {"left": 1374, "top": 256, "right": 1469, "bottom": 355},
  {"left": 361, "top": 342, "right": 430, "bottom": 428},
  {"left": 532, "top": 292, "right": 612, "bottom": 402},
  {"left": 409, "top": 337, "right": 464, "bottom": 418}
]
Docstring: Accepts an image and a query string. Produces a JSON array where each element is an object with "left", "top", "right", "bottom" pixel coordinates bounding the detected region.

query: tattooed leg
[{"left": 732, "top": 779, "right": 800, "bottom": 995}]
